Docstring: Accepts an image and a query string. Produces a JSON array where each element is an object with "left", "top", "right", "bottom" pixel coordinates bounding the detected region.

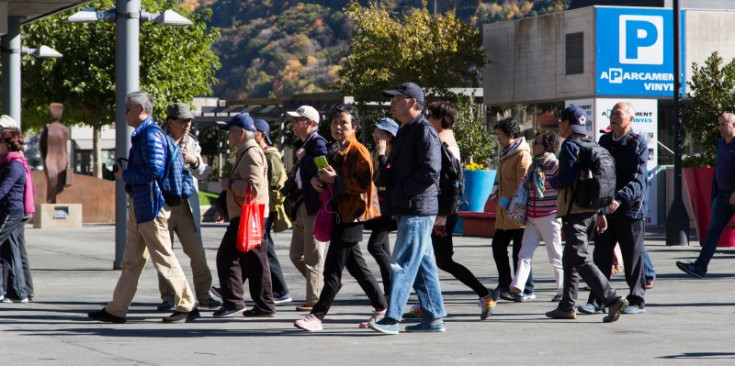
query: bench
[{"left": 457, "top": 196, "right": 497, "bottom": 237}]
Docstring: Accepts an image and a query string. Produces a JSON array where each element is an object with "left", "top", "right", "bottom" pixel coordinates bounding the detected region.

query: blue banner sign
[{"left": 596, "top": 7, "right": 685, "bottom": 96}]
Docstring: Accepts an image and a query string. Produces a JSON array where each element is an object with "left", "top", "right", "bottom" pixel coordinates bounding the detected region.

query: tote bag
[{"left": 508, "top": 182, "right": 528, "bottom": 225}]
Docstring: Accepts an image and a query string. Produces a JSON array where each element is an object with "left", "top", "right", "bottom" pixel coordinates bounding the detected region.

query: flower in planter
[{"left": 464, "top": 162, "right": 487, "bottom": 171}]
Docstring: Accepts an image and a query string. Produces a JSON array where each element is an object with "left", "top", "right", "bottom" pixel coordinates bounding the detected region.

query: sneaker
[
  {"left": 274, "top": 294, "right": 293, "bottom": 305},
  {"left": 578, "top": 303, "right": 606, "bottom": 315},
  {"left": 243, "top": 308, "right": 276, "bottom": 317},
  {"left": 157, "top": 300, "right": 175, "bottom": 311},
  {"left": 294, "top": 314, "right": 323, "bottom": 331},
  {"left": 1, "top": 297, "right": 29, "bottom": 304},
  {"left": 367, "top": 318, "right": 399, "bottom": 335},
  {"left": 295, "top": 305, "right": 314, "bottom": 312},
  {"left": 360, "top": 309, "right": 386, "bottom": 329},
  {"left": 676, "top": 261, "right": 704, "bottom": 279},
  {"left": 210, "top": 286, "right": 223, "bottom": 299},
  {"left": 603, "top": 298, "right": 629, "bottom": 323},
  {"left": 213, "top": 307, "right": 246, "bottom": 318},
  {"left": 545, "top": 308, "right": 576, "bottom": 320},
  {"left": 498, "top": 290, "right": 515, "bottom": 302},
  {"left": 480, "top": 289, "right": 499, "bottom": 320},
  {"left": 88, "top": 308, "right": 127, "bottom": 324},
  {"left": 405, "top": 319, "right": 446, "bottom": 333},
  {"left": 623, "top": 304, "right": 646, "bottom": 315},
  {"left": 523, "top": 292, "right": 536, "bottom": 301},
  {"left": 402, "top": 304, "right": 422, "bottom": 320},
  {"left": 163, "top": 308, "right": 200, "bottom": 323},
  {"left": 551, "top": 294, "right": 563, "bottom": 302},
  {"left": 201, "top": 297, "right": 222, "bottom": 309}
]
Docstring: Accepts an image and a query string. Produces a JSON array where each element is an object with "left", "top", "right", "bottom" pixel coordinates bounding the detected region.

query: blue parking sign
[{"left": 596, "top": 7, "right": 685, "bottom": 96}]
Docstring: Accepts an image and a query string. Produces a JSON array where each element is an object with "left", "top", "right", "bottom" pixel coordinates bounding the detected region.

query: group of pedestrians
[{"left": 81, "top": 85, "right": 735, "bottom": 334}]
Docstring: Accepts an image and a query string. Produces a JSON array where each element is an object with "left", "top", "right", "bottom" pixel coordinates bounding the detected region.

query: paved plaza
[{"left": 1, "top": 224, "right": 734, "bottom": 365}]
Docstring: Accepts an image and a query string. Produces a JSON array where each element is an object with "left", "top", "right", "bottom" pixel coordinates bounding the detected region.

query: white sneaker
[
  {"left": 1, "top": 297, "right": 27, "bottom": 303},
  {"left": 294, "top": 314, "right": 323, "bottom": 331},
  {"left": 523, "top": 292, "right": 536, "bottom": 301}
]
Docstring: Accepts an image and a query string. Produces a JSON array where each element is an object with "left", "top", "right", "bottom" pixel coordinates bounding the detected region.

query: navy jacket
[
  {"left": 0, "top": 161, "right": 26, "bottom": 217},
  {"left": 599, "top": 131, "right": 648, "bottom": 220},
  {"left": 123, "top": 117, "right": 167, "bottom": 223},
  {"left": 297, "top": 131, "right": 328, "bottom": 216},
  {"left": 382, "top": 114, "right": 441, "bottom": 216}
]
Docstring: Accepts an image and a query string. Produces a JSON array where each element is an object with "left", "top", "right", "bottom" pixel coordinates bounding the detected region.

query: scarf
[
  {"left": 499, "top": 137, "right": 524, "bottom": 161},
  {"left": 528, "top": 152, "right": 553, "bottom": 199},
  {"left": 0, "top": 152, "right": 35, "bottom": 215}
]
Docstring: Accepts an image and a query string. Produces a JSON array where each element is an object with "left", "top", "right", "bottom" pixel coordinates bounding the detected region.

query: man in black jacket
[
  {"left": 581, "top": 102, "right": 648, "bottom": 315},
  {"left": 368, "top": 82, "right": 447, "bottom": 335}
]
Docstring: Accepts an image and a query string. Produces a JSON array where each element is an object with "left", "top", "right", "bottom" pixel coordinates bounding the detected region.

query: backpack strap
[{"left": 566, "top": 136, "right": 583, "bottom": 215}]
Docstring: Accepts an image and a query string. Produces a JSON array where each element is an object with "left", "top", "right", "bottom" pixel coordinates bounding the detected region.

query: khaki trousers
[
  {"left": 106, "top": 202, "right": 195, "bottom": 317},
  {"left": 158, "top": 200, "right": 213, "bottom": 303},
  {"left": 289, "top": 203, "right": 325, "bottom": 306}
]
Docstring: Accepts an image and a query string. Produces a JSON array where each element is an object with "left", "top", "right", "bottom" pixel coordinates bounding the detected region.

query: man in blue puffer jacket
[{"left": 88, "top": 91, "right": 197, "bottom": 324}]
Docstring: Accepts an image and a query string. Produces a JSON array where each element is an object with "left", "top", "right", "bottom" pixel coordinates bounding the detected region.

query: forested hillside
[{"left": 188, "top": 1, "right": 570, "bottom": 99}]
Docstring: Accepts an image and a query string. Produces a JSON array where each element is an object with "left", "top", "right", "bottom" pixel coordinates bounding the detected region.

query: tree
[
  {"left": 21, "top": 0, "right": 220, "bottom": 177},
  {"left": 338, "top": 1, "right": 485, "bottom": 102},
  {"left": 684, "top": 52, "right": 735, "bottom": 167}
]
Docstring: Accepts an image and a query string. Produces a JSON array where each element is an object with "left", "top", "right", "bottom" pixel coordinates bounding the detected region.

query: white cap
[
  {"left": 286, "top": 105, "right": 320, "bottom": 124},
  {"left": 0, "top": 115, "right": 18, "bottom": 130}
]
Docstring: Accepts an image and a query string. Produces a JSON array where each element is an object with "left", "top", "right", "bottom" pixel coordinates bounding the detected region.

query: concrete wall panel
[{"left": 684, "top": 11, "right": 735, "bottom": 87}]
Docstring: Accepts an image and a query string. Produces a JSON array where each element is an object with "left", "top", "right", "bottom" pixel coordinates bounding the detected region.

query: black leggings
[
  {"left": 366, "top": 216, "right": 393, "bottom": 295},
  {"left": 432, "top": 214, "right": 490, "bottom": 298}
]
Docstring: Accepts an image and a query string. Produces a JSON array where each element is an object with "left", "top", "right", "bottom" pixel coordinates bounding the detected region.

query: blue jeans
[
  {"left": 386, "top": 215, "right": 446, "bottom": 322},
  {"left": 642, "top": 246, "right": 655, "bottom": 281},
  {"left": 695, "top": 190, "right": 735, "bottom": 273}
]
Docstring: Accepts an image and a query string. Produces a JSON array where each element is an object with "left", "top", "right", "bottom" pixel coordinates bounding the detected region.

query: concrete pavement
[{"left": 1, "top": 224, "right": 734, "bottom": 365}]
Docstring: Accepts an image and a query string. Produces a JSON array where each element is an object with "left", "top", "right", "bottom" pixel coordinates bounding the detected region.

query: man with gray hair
[
  {"left": 213, "top": 114, "right": 275, "bottom": 317},
  {"left": 88, "top": 91, "right": 198, "bottom": 323},
  {"left": 580, "top": 101, "right": 648, "bottom": 315},
  {"left": 677, "top": 112, "right": 735, "bottom": 278}
]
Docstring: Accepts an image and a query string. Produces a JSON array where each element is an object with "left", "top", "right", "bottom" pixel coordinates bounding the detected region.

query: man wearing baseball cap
[
  {"left": 368, "top": 82, "right": 447, "bottom": 334},
  {"left": 285, "top": 105, "right": 328, "bottom": 311},
  {"left": 154, "top": 103, "right": 221, "bottom": 312},
  {"left": 213, "top": 113, "right": 276, "bottom": 318},
  {"left": 545, "top": 105, "right": 627, "bottom": 322}
]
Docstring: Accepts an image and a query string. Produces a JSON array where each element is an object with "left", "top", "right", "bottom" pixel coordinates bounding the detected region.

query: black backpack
[
  {"left": 568, "top": 136, "right": 616, "bottom": 210},
  {"left": 438, "top": 142, "right": 465, "bottom": 215}
]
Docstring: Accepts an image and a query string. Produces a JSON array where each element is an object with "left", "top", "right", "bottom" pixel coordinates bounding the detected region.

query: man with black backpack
[
  {"left": 88, "top": 91, "right": 198, "bottom": 324},
  {"left": 580, "top": 102, "right": 648, "bottom": 316},
  {"left": 545, "top": 105, "right": 627, "bottom": 323}
]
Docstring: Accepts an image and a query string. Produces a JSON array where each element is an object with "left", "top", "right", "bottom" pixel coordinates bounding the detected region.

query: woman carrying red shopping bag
[
  {"left": 213, "top": 114, "right": 276, "bottom": 318},
  {"left": 294, "top": 105, "right": 386, "bottom": 332}
]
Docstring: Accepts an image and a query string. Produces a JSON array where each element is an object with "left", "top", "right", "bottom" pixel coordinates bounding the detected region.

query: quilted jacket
[{"left": 123, "top": 117, "right": 167, "bottom": 223}]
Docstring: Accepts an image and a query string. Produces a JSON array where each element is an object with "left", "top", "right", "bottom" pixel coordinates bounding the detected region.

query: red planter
[{"left": 683, "top": 167, "right": 735, "bottom": 247}]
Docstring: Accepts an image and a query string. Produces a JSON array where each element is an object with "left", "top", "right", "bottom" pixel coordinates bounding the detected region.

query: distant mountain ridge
[{"left": 187, "top": 0, "right": 570, "bottom": 99}]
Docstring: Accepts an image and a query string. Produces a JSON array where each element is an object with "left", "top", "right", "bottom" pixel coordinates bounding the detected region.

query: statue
[{"left": 39, "top": 103, "right": 72, "bottom": 203}]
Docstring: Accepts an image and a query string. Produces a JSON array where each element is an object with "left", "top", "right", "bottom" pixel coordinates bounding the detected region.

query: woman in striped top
[{"left": 509, "top": 130, "right": 564, "bottom": 302}]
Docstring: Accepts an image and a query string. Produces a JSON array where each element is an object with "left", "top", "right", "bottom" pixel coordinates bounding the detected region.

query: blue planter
[{"left": 454, "top": 169, "right": 496, "bottom": 234}]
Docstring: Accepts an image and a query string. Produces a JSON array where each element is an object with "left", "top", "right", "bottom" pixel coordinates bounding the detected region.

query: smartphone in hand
[{"left": 314, "top": 156, "right": 329, "bottom": 169}]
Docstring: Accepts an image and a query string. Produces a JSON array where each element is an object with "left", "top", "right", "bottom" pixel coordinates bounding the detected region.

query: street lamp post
[
  {"left": 1, "top": 16, "right": 63, "bottom": 129},
  {"left": 666, "top": 0, "right": 690, "bottom": 246},
  {"left": 66, "top": 0, "right": 192, "bottom": 269}
]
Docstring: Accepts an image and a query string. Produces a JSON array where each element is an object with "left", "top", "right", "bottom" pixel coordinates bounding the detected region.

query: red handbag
[{"left": 236, "top": 187, "right": 265, "bottom": 253}]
